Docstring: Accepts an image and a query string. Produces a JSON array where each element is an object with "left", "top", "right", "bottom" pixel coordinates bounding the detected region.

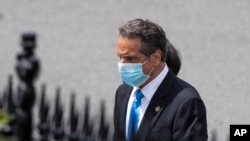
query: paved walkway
[{"left": 0, "top": 0, "right": 250, "bottom": 140}]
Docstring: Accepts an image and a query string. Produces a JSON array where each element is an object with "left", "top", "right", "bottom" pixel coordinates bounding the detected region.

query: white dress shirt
[{"left": 126, "top": 64, "right": 169, "bottom": 137}]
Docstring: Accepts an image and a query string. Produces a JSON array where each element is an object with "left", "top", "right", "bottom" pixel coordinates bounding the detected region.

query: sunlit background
[{"left": 0, "top": 0, "right": 249, "bottom": 140}]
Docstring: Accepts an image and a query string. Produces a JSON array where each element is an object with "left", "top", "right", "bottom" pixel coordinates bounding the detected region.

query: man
[{"left": 113, "top": 19, "right": 207, "bottom": 141}]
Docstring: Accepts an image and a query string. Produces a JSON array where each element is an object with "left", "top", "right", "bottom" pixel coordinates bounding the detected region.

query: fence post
[
  {"left": 6, "top": 75, "right": 15, "bottom": 116},
  {"left": 82, "top": 97, "right": 95, "bottom": 141},
  {"left": 15, "top": 32, "right": 40, "bottom": 141},
  {"left": 68, "top": 93, "right": 80, "bottom": 141},
  {"left": 51, "top": 88, "right": 65, "bottom": 141},
  {"left": 37, "top": 84, "right": 50, "bottom": 141},
  {"left": 98, "top": 101, "right": 109, "bottom": 141}
]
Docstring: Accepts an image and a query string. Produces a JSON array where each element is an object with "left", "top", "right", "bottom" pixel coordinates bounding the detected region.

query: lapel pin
[{"left": 155, "top": 106, "right": 160, "bottom": 112}]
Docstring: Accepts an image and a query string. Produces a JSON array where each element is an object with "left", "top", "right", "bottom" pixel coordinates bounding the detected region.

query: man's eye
[{"left": 126, "top": 57, "right": 133, "bottom": 60}]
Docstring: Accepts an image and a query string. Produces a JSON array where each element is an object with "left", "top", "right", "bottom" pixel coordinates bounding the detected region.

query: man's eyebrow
[
  {"left": 117, "top": 52, "right": 130, "bottom": 57},
  {"left": 122, "top": 54, "right": 136, "bottom": 58}
]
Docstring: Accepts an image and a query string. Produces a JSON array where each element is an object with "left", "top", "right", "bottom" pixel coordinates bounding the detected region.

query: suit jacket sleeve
[{"left": 172, "top": 96, "right": 207, "bottom": 141}]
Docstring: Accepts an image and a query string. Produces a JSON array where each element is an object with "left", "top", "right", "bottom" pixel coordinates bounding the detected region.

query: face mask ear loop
[
  {"left": 148, "top": 66, "right": 155, "bottom": 76},
  {"left": 142, "top": 59, "right": 149, "bottom": 65},
  {"left": 142, "top": 56, "right": 154, "bottom": 76},
  {"left": 142, "top": 56, "right": 151, "bottom": 65}
]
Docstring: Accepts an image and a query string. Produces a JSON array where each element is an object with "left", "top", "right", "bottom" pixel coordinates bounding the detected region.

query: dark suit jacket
[{"left": 113, "top": 70, "right": 208, "bottom": 141}]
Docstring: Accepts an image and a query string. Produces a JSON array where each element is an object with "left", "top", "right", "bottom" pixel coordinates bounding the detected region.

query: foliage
[{"left": 0, "top": 109, "right": 10, "bottom": 129}]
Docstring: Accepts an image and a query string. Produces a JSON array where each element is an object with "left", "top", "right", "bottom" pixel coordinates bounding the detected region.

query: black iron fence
[
  {"left": 0, "top": 32, "right": 228, "bottom": 141},
  {"left": 0, "top": 76, "right": 110, "bottom": 141},
  {"left": 0, "top": 32, "right": 110, "bottom": 141}
]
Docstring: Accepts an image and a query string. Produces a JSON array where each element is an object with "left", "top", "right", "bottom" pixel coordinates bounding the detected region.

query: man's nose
[{"left": 120, "top": 58, "right": 127, "bottom": 63}]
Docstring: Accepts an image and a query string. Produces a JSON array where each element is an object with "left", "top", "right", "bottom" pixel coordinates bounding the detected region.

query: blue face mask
[{"left": 118, "top": 60, "right": 154, "bottom": 87}]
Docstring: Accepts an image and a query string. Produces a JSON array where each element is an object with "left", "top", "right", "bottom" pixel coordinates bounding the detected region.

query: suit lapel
[{"left": 137, "top": 70, "right": 176, "bottom": 137}]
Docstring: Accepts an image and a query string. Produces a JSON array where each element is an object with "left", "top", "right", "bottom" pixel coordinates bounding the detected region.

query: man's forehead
[{"left": 117, "top": 37, "right": 141, "bottom": 49}]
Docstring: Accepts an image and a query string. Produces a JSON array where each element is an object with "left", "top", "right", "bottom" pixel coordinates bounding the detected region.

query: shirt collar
[{"left": 133, "top": 63, "right": 169, "bottom": 101}]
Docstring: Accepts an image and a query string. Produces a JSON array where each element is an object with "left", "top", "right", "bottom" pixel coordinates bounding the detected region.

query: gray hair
[{"left": 118, "top": 18, "right": 168, "bottom": 62}]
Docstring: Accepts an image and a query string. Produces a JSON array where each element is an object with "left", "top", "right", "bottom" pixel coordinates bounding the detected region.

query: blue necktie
[{"left": 127, "top": 89, "right": 144, "bottom": 140}]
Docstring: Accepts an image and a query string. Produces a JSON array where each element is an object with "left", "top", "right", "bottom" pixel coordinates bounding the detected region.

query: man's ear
[{"left": 152, "top": 50, "right": 162, "bottom": 65}]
